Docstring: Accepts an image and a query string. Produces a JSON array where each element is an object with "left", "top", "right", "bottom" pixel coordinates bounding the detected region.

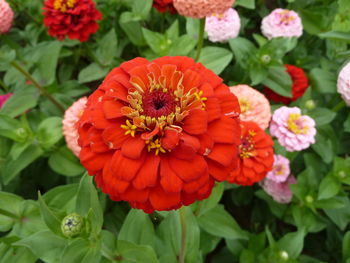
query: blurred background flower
[{"left": 0, "top": 0, "right": 13, "bottom": 34}]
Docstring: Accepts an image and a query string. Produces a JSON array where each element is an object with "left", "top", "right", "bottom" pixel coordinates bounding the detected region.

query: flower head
[
  {"left": 261, "top": 175, "right": 296, "bottom": 204},
  {"left": 228, "top": 121, "right": 274, "bottom": 186},
  {"left": 0, "top": 93, "right": 12, "bottom": 109},
  {"left": 337, "top": 61, "right": 350, "bottom": 106},
  {"left": 205, "top": 8, "right": 240, "bottom": 43},
  {"left": 229, "top": 85, "right": 271, "bottom": 130},
  {"left": 77, "top": 56, "right": 241, "bottom": 213},
  {"left": 43, "top": 0, "right": 102, "bottom": 42},
  {"left": 153, "top": 0, "right": 177, "bottom": 14},
  {"left": 173, "top": 0, "right": 235, "bottom": 19},
  {"left": 0, "top": 0, "right": 13, "bottom": 34},
  {"left": 62, "top": 97, "right": 87, "bottom": 157},
  {"left": 270, "top": 106, "right": 316, "bottom": 152},
  {"left": 266, "top": 154, "right": 290, "bottom": 183},
  {"left": 261, "top": 9, "right": 303, "bottom": 39},
  {"left": 264, "top": 65, "right": 309, "bottom": 104}
]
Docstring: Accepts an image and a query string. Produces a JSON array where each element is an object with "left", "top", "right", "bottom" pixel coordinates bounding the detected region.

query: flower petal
[
  {"left": 121, "top": 136, "right": 145, "bottom": 159},
  {"left": 133, "top": 154, "right": 160, "bottom": 190},
  {"left": 183, "top": 109, "right": 208, "bottom": 135},
  {"left": 160, "top": 158, "right": 183, "bottom": 193},
  {"left": 169, "top": 154, "right": 208, "bottom": 182},
  {"left": 207, "top": 116, "right": 241, "bottom": 144},
  {"left": 110, "top": 150, "right": 145, "bottom": 181},
  {"left": 103, "top": 100, "right": 125, "bottom": 119}
]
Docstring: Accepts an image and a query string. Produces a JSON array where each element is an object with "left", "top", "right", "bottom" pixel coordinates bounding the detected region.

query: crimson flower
[
  {"left": 153, "top": 0, "right": 177, "bottom": 14},
  {"left": 43, "top": 0, "right": 102, "bottom": 42},
  {"left": 77, "top": 56, "right": 241, "bottom": 213},
  {"left": 264, "top": 64, "right": 309, "bottom": 104}
]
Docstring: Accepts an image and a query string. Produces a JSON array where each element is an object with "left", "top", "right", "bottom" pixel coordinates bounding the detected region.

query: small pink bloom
[
  {"left": 0, "top": 0, "right": 14, "bottom": 34},
  {"left": 261, "top": 8, "right": 303, "bottom": 39},
  {"left": 266, "top": 155, "right": 290, "bottom": 183},
  {"left": 229, "top": 85, "right": 271, "bottom": 130},
  {"left": 261, "top": 175, "right": 296, "bottom": 204},
  {"left": 62, "top": 97, "right": 88, "bottom": 157},
  {"left": 270, "top": 106, "right": 316, "bottom": 152},
  {"left": 337, "top": 61, "right": 350, "bottom": 106},
  {"left": 0, "top": 93, "right": 12, "bottom": 108},
  {"left": 205, "top": 8, "right": 240, "bottom": 43}
]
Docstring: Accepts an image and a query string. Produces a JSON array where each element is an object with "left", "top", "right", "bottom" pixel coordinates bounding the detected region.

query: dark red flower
[
  {"left": 153, "top": 0, "right": 177, "bottom": 14},
  {"left": 264, "top": 64, "right": 309, "bottom": 104},
  {"left": 228, "top": 121, "right": 274, "bottom": 186},
  {"left": 77, "top": 56, "right": 241, "bottom": 213},
  {"left": 43, "top": 0, "right": 102, "bottom": 42}
]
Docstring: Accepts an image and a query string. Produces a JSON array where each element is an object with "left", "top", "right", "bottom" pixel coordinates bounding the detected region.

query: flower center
[
  {"left": 53, "top": 0, "right": 76, "bottom": 12},
  {"left": 212, "top": 13, "right": 226, "bottom": 20},
  {"left": 278, "top": 10, "right": 296, "bottom": 25},
  {"left": 239, "top": 130, "right": 256, "bottom": 159},
  {"left": 287, "top": 113, "right": 308, "bottom": 134},
  {"left": 239, "top": 98, "right": 251, "bottom": 113},
  {"left": 274, "top": 164, "right": 285, "bottom": 175},
  {"left": 142, "top": 91, "right": 177, "bottom": 118}
]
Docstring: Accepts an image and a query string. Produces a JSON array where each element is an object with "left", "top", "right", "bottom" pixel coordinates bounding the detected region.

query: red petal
[
  {"left": 110, "top": 150, "right": 145, "bottom": 181},
  {"left": 160, "top": 158, "right": 183, "bottom": 193},
  {"left": 133, "top": 154, "right": 160, "bottom": 190},
  {"left": 182, "top": 70, "right": 202, "bottom": 93},
  {"left": 104, "top": 76, "right": 129, "bottom": 102},
  {"left": 207, "top": 159, "right": 230, "bottom": 182},
  {"left": 122, "top": 186, "right": 150, "bottom": 203},
  {"left": 171, "top": 133, "right": 200, "bottom": 160},
  {"left": 197, "top": 133, "right": 214, "bottom": 156},
  {"left": 102, "top": 123, "right": 128, "bottom": 149},
  {"left": 103, "top": 100, "right": 124, "bottom": 119},
  {"left": 168, "top": 155, "right": 208, "bottom": 182},
  {"left": 91, "top": 105, "right": 113, "bottom": 129},
  {"left": 80, "top": 147, "right": 112, "bottom": 173},
  {"left": 149, "top": 185, "right": 181, "bottom": 211},
  {"left": 183, "top": 109, "right": 208, "bottom": 135},
  {"left": 207, "top": 116, "right": 241, "bottom": 144},
  {"left": 207, "top": 143, "right": 237, "bottom": 167},
  {"left": 120, "top": 57, "right": 149, "bottom": 73},
  {"left": 102, "top": 159, "right": 129, "bottom": 194},
  {"left": 161, "top": 128, "right": 180, "bottom": 150},
  {"left": 121, "top": 136, "right": 146, "bottom": 159},
  {"left": 205, "top": 98, "right": 221, "bottom": 122},
  {"left": 182, "top": 173, "right": 209, "bottom": 193},
  {"left": 88, "top": 128, "right": 110, "bottom": 153}
]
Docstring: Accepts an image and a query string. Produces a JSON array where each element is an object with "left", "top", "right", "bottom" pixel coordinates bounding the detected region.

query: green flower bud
[
  {"left": 16, "top": 128, "right": 28, "bottom": 139},
  {"left": 279, "top": 250, "right": 289, "bottom": 261},
  {"left": 305, "top": 195, "right": 314, "bottom": 204},
  {"left": 305, "top": 100, "right": 316, "bottom": 110},
  {"left": 61, "top": 213, "right": 84, "bottom": 238},
  {"left": 261, "top": 54, "right": 271, "bottom": 64},
  {"left": 338, "top": 171, "right": 346, "bottom": 179}
]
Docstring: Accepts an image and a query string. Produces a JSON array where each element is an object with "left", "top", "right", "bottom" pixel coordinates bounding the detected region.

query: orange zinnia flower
[
  {"left": 228, "top": 121, "right": 274, "bottom": 186},
  {"left": 77, "top": 56, "right": 241, "bottom": 213}
]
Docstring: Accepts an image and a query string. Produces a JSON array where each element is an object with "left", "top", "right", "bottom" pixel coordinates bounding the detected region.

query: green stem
[
  {"left": 195, "top": 18, "right": 206, "bottom": 62},
  {"left": 0, "top": 208, "right": 19, "bottom": 220},
  {"left": 332, "top": 100, "right": 346, "bottom": 112},
  {"left": 11, "top": 61, "right": 65, "bottom": 113},
  {"left": 178, "top": 207, "right": 187, "bottom": 263}
]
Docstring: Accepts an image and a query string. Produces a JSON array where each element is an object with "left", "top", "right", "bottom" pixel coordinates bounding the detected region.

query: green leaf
[
  {"left": 96, "top": 29, "right": 118, "bottom": 66},
  {"left": 0, "top": 87, "right": 39, "bottom": 118},
  {"left": 318, "top": 175, "right": 340, "bottom": 200},
  {"left": 75, "top": 174, "right": 103, "bottom": 235},
  {"left": 42, "top": 183, "right": 79, "bottom": 210},
  {"left": 308, "top": 108, "right": 336, "bottom": 126},
  {"left": 132, "top": 0, "right": 152, "bottom": 19},
  {"left": 118, "top": 240, "right": 159, "bottom": 263},
  {"left": 142, "top": 28, "right": 168, "bottom": 55},
  {"left": 262, "top": 66, "right": 293, "bottom": 97},
  {"left": 48, "top": 146, "right": 84, "bottom": 177},
  {"left": 235, "top": 0, "right": 255, "bottom": 9},
  {"left": 311, "top": 133, "right": 334, "bottom": 164},
  {"left": 119, "top": 209, "right": 155, "bottom": 247},
  {"left": 37, "top": 41, "right": 62, "bottom": 85},
  {"left": 0, "top": 244, "right": 36, "bottom": 263},
  {"left": 0, "top": 191, "right": 23, "bottom": 232},
  {"left": 278, "top": 229, "right": 305, "bottom": 259},
  {"left": 309, "top": 68, "right": 337, "bottom": 93},
  {"left": 319, "top": 31, "right": 350, "bottom": 41},
  {"left": 197, "top": 205, "right": 248, "bottom": 240},
  {"left": 60, "top": 238, "right": 101, "bottom": 263},
  {"left": 14, "top": 230, "right": 67, "bottom": 263},
  {"left": 324, "top": 197, "right": 350, "bottom": 230},
  {"left": 0, "top": 114, "right": 27, "bottom": 142},
  {"left": 314, "top": 197, "right": 346, "bottom": 209},
  {"left": 119, "top": 12, "right": 145, "bottom": 46},
  {"left": 198, "top": 47, "right": 233, "bottom": 74},
  {"left": 344, "top": 114, "right": 350, "bottom": 133},
  {"left": 229, "top": 37, "right": 258, "bottom": 68},
  {"left": 2, "top": 144, "right": 43, "bottom": 185},
  {"left": 343, "top": 231, "right": 350, "bottom": 261},
  {"left": 38, "top": 192, "right": 62, "bottom": 236},
  {"left": 168, "top": 35, "right": 197, "bottom": 56},
  {"left": 78, "top": 63, "right": 109, "bottom": 84},
  {"left": 194, "top": 183, "right": 224, "bottom": 216},
  {"left": 37, "top": 117, "right": 63, "bottom": 149}
]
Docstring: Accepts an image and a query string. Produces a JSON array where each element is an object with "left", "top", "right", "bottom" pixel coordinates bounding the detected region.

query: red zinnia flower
[
  {"left": 153, "top": 0, "right": 177, "bottom": 14},
  {"left": 77, "top": 56, "right": 241, "bottom": 213},
  {"left": 43, "top": 0, "right": 102, "bottom": 42},
  {"left": 264, "top": 64, "right": 309, "bottom": 104},
  {"left": 228, "top": 121, "right": 274, "bottom": 186}
]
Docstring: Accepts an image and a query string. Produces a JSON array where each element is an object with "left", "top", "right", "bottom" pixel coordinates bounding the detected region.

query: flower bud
[
  {"left": 61, "top": 213, "right": 84, "bottom": 238},
  {"left": 338, "top": 171, "right": 346, "bottom": 179},
  {"left": 279, "top": 250, "right": 289, "bottom": 261},
  {"left": 261, "top": 54, "right": 271, "bottom": 64},
  {"left": 305, "top": 195, "right": 314, "bottom": 204},
  {"left": 305, "top": 100, "right": 316, "bottom": 110}
]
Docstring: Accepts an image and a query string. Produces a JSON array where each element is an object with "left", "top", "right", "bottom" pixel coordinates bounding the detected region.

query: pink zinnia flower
[
  {"left": 270, "top": 106, "right": 316, "bottom": 152},
  {"left": 0, "top": 93, "right": 12, "bottom": 108},
  {"left": 173, "top": 0, "right": 235, "bottom": 19},
  {"left": 337, "top": 61, "right": 350, "bottom": 106},
  {"left": 0, "top": 0, "right": 14, "bottom": 34},
  {"left": 266, "top": 154, "right": 290, "bottom": 183},
  {"left": 229, "top": 85, "right": 271, "bottom": 130},
  {"left": 261, "top": 175, "right": 296, "bottom": 204},
  {"left": 261, "top": 8, "right": 303, "bottom": 39},
  {"left": 205, "top": 8, "right": 240, "bottom": 43},
  {"left": 62, "top": 97, "right": 87, "bottom": 157}
]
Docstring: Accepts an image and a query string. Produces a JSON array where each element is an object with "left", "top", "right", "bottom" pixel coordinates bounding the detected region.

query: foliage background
[{"left": 0, "top": 0, "right": 350, "bottom": 262}]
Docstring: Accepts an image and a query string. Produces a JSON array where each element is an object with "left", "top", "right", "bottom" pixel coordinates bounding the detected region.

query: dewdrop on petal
[
  {"left": 0, "top": 0, "right": 14, "bottom": 34},
  {"left": 62, "top": 97, "right": 88, "bottom": 157},
  {"left": 205, "top": 8, "right": 240, "bottom": 43},
  {"left": 261, "top": 9, "right": 303, "bottom": 39},
  {"left": 173, "top": 0, "right": 235, "bottom": 19},
  {"left": 337, "top": 61, "right": 350, "bottom": 106}
]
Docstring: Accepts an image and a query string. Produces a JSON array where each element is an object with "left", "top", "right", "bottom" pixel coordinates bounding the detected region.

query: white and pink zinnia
[
  {"left": 261, "top": 8, "right": 303, "bottom": 39},
  {"left": 270, "top": 106, "right": 316, "bottom": 152},
  {"left": 337, "top": 61, "right": 350, "bottom": 106}
]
